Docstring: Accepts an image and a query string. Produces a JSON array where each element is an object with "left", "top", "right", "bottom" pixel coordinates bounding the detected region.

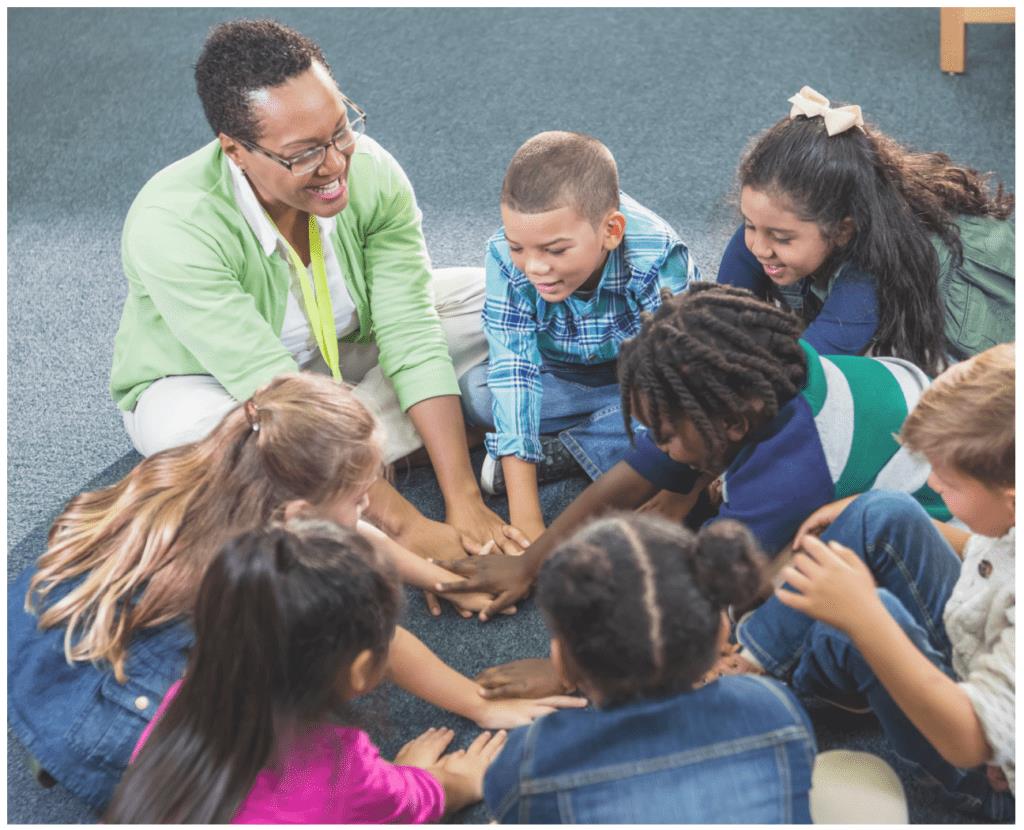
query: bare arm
[
  {"left": 386, "top": 627, "right": 586, "bottom": 728},
  {"left": 407, "top": 396, "right": 521, "bottom": 554},
  {"left": 501, "top": 456, "right": 545, "bottom": 540},
  {"left": 932, "top": 520, "right": 971, "bottom": 559},
  {"left": 849, "top": 603, "right": 992, "bottom": 768}
]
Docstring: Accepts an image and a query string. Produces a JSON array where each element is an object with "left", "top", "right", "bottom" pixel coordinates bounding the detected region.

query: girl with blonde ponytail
[{"left": 10, "top": 372, "right": 584, "bottom": 812}]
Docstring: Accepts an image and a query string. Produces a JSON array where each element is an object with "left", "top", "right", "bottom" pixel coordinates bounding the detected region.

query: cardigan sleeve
[
  {"left": 361, "top": 150, "right": 458, "bottom": 411},
  {"left": 121, "top": 205, "right": 299, "bottom": 403}
]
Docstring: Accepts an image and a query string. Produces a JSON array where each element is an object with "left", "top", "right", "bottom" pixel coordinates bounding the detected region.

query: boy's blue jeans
[
  {"left": 737, "top": 491, "right": 1012, "bottom": 820},
  {"left": 459, "top": 358, "right": 634, "bottom": 480}
]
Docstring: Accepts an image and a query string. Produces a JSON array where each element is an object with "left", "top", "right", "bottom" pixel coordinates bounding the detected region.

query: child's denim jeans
[
  {"left": 459, "top": 358, "right": 635, "bottom": 480},
  {"left": 737, "top": 491, "right": 1014, "bottom": 820}
]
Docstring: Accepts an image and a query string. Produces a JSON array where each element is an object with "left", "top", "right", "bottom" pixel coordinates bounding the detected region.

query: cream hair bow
[{"left": 787, "top": 86, "right": 864, "bottom": 136}]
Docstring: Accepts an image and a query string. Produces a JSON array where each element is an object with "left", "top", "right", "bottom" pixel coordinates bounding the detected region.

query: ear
[
  {"left": 834, "top": 216, "right": 855, "bottom": 248},
  {"left": 219, "top": 133, "right": 247, "bottom": 168},
  {"left": 280, "top": 498, "right": 314, "bottom": 522},
  {"left": 601, "top": 210, "right": 627, "bottom": 251},
  {"left": 722, "top": 413, "right": 751, "bottom": 443},
  {"left": 1001, "top": 486, "right": 1015, "bottom": 528},
  {"left": 346, "top": 649, "right": 378, "bottom": 697}
]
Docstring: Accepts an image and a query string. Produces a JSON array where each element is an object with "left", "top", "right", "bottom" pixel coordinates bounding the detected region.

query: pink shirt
[{"left": 132, "top": 681, "right": 445, "bottom": 823}]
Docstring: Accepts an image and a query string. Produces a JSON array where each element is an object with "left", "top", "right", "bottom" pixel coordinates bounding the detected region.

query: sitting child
[
  {"left": 733, "top": 342, "right": 1015, "bottom": 820},
  {"left": 459, "top": 130, "right": 700, "bottom": 541},
  {"left": 438, "top": 284, "right": 949, "bottom": 630},
  {"left": 483, "top": 512, "right": 816, "bottom": 823},
  {"left": 718, "top": 85, "right": 1014, "bottom": 374},
  {"left": 105, "top": 520, "right": 508, "bottom": 823}
]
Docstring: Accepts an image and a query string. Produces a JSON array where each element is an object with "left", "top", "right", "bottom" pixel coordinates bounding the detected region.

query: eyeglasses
[{"left": 238, "top": 97, "right": 367, "bottom": 177}]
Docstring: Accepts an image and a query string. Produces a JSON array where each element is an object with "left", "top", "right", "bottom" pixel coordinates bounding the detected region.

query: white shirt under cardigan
[
  {"left": 227, "top": 158, "right": 359, "bottom": 366},
  {"left": 943, "top": 526, "right": 1015, "bottom": 792}
]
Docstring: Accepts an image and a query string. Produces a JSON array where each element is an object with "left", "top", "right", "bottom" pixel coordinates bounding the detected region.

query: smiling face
[
  {"left": 926, "top": 460, "right": 1014, "bottom": 538},
  {"left": 740, "top": 186, "right": 844, "bottom": 287},
  {"left": 501, "top": 204, "right": 625, "bottom": 302},
  {"left": 221, "top": 62, "right": 356, "bottom": 225}
]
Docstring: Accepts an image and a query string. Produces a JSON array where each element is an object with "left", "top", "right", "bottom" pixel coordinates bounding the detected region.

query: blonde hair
[
  {"left": 900, "top": 343, "right": 1014, "bottom": 488},
  {"left": 28, "top": 373, "right": 382, "bottom": 682}
]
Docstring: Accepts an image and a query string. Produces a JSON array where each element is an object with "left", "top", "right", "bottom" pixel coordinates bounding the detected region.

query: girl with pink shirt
[{"left": 106, "top": 520, "right": 507, "bottom": 823}]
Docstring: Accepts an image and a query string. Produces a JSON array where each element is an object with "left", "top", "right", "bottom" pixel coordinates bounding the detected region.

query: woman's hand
[
  {"left": 432, "top": 552, "right": 538, "bottom": 621},
  {"left": 428, "top": 730, "right": 508, "bottom": 815},
  {"left": 475, "top": 658, "right": 572, "bottom": 700},
  {"left": 396, "top": 515, "right": 465, "bottom": 563},
  {"left": 775, "top": 535, "right": 880, "bottom": 633},
  {"left": 791, "top": 496, "right": 857, "bottom": 550},
  {"left": 393, "top": 726, "right": 456, "bottom": 768},
  {"left": 469, "top": 694, "right": 587, "bottom": 730},
  {"left": 446, "top": 497, "right": 527, "bottom": 556}
]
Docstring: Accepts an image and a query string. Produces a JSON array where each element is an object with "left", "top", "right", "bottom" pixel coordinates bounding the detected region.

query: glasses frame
[{"left": 237, "top": 97, "right": 367, "bottom": 176}]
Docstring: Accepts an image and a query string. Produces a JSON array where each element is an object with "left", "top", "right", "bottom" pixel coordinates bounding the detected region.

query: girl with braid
[
  {"left": 482, "top": 513, "right": 908, "bottom": 823},
  {"left": 718, "top": 86, "right": 1014, "bottom": 375}
]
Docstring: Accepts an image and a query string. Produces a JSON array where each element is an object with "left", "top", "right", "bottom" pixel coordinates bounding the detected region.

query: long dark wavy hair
[
  {"left": 739, "top": 112, "right": 1013, "bottom": 376},
  {"left": 103, "top": 520, "right": 401, "bottom": 824},
  {"left": 536, "top": 513, "right": 767, "bottom": 706}
]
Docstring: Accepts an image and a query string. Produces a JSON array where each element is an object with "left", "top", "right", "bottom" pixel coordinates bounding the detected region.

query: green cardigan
[{"left": 110, "top": 137, "right": 458, "bottom": 412}]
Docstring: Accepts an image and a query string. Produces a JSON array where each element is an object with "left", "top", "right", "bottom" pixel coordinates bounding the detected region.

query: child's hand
[
  {"left": 425, "top": 585, "right": 517, "bottom": 619},
  {"left": 475, "top": 658, "right": 572, "bottom": 699},
  {"left": 472, "top": 694, "right": 587, "bottom": 729},
  {"left": 775, "top": 535, "right": 880, "bottom": 632},
  {"left": 790, "top": 496, "right": 857, "bottom": 549},
  {"left": 393, "top": 727, "right": 456, "bottom": 768},
  {"left": 429, "top": 730, "right": 508, "bottom": 814},
  {"left": 432, "top": 552, "right": 537, "bottom": 621},
  {"left": 637, "top": 488, "right": 703, "bottom": 523}
]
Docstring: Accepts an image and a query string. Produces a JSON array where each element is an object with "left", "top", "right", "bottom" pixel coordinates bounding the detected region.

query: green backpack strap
[{"left": 934, "top": 215, "right": 1015, "bottom": 360}]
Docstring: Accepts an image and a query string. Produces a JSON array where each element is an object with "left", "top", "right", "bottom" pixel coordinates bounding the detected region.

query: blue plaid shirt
[{"left": 483, "top": 192, "right": 701, "bottom": 462}]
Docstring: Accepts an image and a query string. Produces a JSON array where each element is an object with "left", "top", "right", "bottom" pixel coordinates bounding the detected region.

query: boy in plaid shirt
[{"left": 459, "top": 131, "right": 700, "bottom": 541}]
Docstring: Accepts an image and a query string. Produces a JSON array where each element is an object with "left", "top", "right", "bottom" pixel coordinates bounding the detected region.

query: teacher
[{"left": 109, "top": 19, "right": 514, "bottom": 556}]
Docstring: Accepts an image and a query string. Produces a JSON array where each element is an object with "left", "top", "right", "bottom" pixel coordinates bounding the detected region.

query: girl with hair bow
[{"left": 717, "top": 85, "right": 1014, "bottom": 377}]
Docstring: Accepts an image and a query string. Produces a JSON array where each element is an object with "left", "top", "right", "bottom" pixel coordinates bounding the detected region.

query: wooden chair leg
[{"left": 940, "top": 7, "right": 967, "bottom": 73}]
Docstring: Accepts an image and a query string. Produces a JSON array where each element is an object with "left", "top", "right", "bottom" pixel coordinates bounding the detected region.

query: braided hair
[
  {"left": 619, "top": 283, "right": 806, "bottom": 473},
  {"left": 536, "top": 513, "right": 767, "bottom": 706}
]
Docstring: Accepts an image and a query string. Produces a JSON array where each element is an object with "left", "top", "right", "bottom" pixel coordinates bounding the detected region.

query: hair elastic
[{"left": 787, "top": 85, "right": 864, "bottom": 136}]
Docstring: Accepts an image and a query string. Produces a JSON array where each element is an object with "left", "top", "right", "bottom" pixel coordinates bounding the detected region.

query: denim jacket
[
  {"left": 8, "top": 566, "right": 192, "bottom": 811},
  {"left": 484, "top": 674, "right": 816, "bottom": 824}
]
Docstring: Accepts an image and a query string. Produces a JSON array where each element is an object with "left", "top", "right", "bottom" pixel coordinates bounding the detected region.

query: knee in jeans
[
  {"left": 458, "top": 361, "right": 492, "bottom": 426},
  {"left": 844, "top": 490, "right": 926, "bottom": 531}
]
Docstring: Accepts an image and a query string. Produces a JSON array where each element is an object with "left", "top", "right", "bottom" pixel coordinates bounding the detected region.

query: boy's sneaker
[{"left": 480, "top": 436, "right": 584, "bottom": 496}]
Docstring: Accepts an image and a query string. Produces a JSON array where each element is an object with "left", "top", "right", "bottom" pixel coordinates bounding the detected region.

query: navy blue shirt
[{"left": 717, "top": 224, "right": 879, "bottom": 356}]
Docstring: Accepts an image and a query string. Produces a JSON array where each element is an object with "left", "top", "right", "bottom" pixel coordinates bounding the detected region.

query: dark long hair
[
  {"left": 739, "top": 112, "right": 1014, "bottom": 376},
  {"left": 536, "top": 513, "right": 767, "bottom": 706},
  {"left": 104, "top": 520, "right": 401, "bottom": 824}
]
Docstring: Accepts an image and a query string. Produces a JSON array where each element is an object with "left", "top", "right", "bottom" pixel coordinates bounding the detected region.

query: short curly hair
[{"left": 194, "top": 19, "right": 333, "bottom": 143}]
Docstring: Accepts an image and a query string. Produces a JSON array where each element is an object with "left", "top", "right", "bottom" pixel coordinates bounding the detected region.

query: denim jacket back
[
  {"left": 484, "top": 675, "right": 816, "bottom": 824},
  {"left": 8, "top": 565, "right": 192, "bottom": 811}
]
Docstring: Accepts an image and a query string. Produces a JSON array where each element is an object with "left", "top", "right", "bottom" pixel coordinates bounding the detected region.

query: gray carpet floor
[{"left": 7, "top": 7, "right": 1014, "bottom": 824}]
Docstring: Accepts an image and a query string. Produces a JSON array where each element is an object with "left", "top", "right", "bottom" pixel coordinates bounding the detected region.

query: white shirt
[
  {"left": 944, "top": 527, "right": 1015, "bottom": 792},
  {"left": 227, "top": 157, "right": 359, "bottom": 367}
]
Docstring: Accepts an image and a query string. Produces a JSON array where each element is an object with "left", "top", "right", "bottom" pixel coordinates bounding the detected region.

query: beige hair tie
[{"left": 788, "top": 85, "right": 865, "bottom": 137}]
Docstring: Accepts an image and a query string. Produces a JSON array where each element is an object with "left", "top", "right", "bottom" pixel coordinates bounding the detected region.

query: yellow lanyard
[{"left": 277, "top": 214, "right": 342, "bottom": 381}]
